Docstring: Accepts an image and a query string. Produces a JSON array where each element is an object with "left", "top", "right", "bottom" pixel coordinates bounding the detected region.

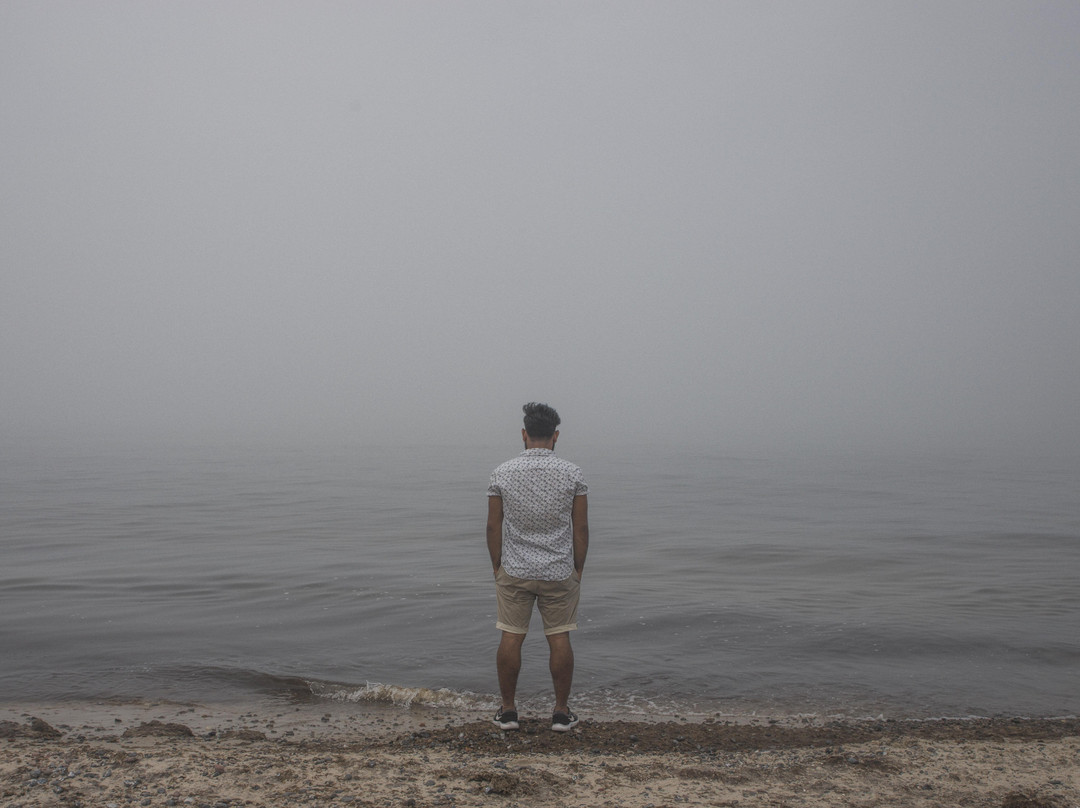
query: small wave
[{"left": 308, "top": 680, "right": 495, "bottom": 711}]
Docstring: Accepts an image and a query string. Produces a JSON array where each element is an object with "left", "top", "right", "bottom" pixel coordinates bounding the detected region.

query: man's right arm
[{"left": 571, "top": 494, "right": 589, "bottom": 578}]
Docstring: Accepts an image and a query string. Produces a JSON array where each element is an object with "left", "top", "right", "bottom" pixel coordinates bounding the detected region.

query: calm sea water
[{"left": 2, "top": 438, "right": 1077, "bottom": 720}]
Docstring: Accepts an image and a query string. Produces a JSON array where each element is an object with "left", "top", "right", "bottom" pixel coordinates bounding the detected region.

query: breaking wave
[{"left": 307, "top": 679, "right": 495, "bottom": 711}]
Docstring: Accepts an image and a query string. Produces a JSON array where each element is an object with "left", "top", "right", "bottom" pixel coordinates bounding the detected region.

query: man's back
[{"left": 488, "top": 448, "right": 587, "bottom": 581}]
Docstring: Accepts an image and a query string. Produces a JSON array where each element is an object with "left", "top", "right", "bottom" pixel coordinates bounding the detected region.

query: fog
[{"left": 3, "top": 2, "right": 1078, "bottom": 454}]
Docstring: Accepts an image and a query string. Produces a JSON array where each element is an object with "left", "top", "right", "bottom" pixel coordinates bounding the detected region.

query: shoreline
[{"left": 2, "top": 701, "right": 1077, "bottom": 807}]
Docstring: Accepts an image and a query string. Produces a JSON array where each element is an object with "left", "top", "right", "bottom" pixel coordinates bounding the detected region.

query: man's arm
[
  {"left": 486, "top": 495, "right": 504, "bottom": 575},
  {"left": 571, "top": 494, "right": 589, "bottom": 577}
]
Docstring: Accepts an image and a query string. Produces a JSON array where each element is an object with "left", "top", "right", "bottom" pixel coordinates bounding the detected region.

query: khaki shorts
[{"left": 494, "top": 567, "right": 580, "bottom": 636}]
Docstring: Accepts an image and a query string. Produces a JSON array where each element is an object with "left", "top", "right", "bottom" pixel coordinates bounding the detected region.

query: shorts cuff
[
  {"left": 542, "top": 623, "right": 578, "bottom": 636},
  {"left": 496, "top": 621, "right": 528, "bottom": 635}
]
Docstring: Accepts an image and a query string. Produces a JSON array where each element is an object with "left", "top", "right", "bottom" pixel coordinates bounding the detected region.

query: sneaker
[
  {"left": 493, "top": 709, "right": 519, "bottom": 730},
  {"left": 551, "top": 710, "right": 579, "bottom": 732}
]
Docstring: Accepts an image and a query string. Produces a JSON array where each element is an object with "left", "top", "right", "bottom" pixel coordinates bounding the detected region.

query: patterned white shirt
[{"left": 488, "top": 448, "right": 588, "bottom": 581}]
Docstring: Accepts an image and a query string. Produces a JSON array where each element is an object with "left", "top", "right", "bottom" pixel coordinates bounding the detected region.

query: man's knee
[
  {"left": 545, "top": 631, "right": 572, "bottom": 649},
  {"left": 499, "top": 630, "right": 527, "bottom": 649}
]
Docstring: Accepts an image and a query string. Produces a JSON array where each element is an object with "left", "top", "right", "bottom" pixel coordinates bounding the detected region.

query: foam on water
[{"left": 308, "top": 679, "right": 495, "bottom": 711}]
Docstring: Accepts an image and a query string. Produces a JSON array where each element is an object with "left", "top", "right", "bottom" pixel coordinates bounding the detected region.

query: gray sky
[{"left": 3, "top": 2, "right": 1079, "bottom": 453}]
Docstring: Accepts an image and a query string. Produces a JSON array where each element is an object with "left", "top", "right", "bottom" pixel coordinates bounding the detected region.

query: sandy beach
[{"left": 2, "top": 701, "right": 1077, "bottom": 808}]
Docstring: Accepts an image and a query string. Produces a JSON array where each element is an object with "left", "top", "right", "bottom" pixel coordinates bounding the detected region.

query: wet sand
[{"left": 2, "top": 701, "right": 1077, "bottom": 807}]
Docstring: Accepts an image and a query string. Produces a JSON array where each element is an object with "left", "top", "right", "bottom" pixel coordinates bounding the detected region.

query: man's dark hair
[{"left": 522, "top": 402, "right": 561, "bottom": 439}]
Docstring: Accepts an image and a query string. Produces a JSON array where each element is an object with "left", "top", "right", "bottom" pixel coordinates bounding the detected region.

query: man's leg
[
  {"left": 546, "top": 631, "right": 574, "bottom": 712},
  {"left": 496, "top": 631, "right": 526, "bottom": 710}
]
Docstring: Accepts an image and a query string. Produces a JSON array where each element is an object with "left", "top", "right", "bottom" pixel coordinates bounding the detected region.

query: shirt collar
[{"left": 521, "top": 448, "right": 555, "bottom": 456}]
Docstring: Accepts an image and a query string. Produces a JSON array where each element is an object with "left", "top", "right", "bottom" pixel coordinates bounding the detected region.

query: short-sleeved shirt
[{"left": 488, "top": 448, "right": 588, "bottom": 581}]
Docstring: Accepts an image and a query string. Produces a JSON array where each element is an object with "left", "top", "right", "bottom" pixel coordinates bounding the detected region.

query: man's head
[{"left": 522, "top": 402, "right": 561, "bottom": 441}]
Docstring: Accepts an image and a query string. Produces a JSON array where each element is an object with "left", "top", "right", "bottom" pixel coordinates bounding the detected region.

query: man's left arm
[{"left": 486, "top": 495, "right": 504, "bottom": 575}]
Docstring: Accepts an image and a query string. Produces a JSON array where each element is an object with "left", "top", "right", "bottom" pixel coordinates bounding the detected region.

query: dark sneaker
[
  {"left": 551, "top": 710, "right": 579, "bottom": 732},
  {"left": 493, "top": 709, "right": 519, "bottom": 730}
]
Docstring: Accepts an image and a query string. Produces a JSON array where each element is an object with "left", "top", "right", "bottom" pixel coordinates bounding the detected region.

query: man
[{"left": 487, "top": 402, "right": 589, "bottom": 732}]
